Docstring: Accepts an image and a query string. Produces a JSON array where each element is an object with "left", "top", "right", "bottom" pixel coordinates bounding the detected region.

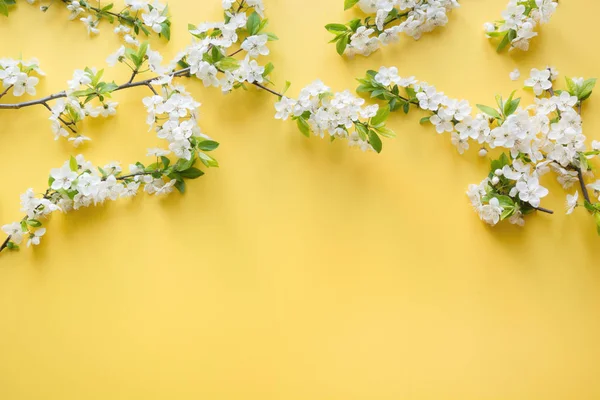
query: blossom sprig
[
  {"left": 175, "top": 0, "right": 277, "bottom": 94},
  {"left": 358, "top": 65, "right": 600, "bottom": 233},
  {"left": 1, "top": 0, "right": 171, "bottom": 42},
  {"left": 274, "top": 80, "right": 395, "bottom": 153},
  {"left": 0, "top": 76, "right": 219, "bottom": 254},
  {"left": 0, "top": 57, "right": 44, "bottom": 99},
  {"left": 484, "top": 0, "right": 558, "bottom": 52},
  {"left": 0, "top": 42, "right": 176, "bottom": 146},
  {"left": 0, "top": 149, "right": 212, "bottom": 253},
  {"left": 325, "top": 0, "right": 460, "bottom": 57}
]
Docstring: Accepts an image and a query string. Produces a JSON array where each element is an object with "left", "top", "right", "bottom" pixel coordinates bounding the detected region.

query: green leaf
[
  {"left": 496, "top": 29, "right": 516, "bottom": 52},
  {"left": 0, "top": 2, "right": 8, "bottom": 17},
  {"left": 265, "top": 32, "right": 278, "bottom": 41},
  {"left": 27, "top": 219, "right": 42, "bottom": 228},
  {"left": 355, "top": 123, "right": 368, "bottom": 140},
  {"left": 477, "top": 104, "right": 501, "bottom": 119},
  {"left": 370, "top": 106, "right": 390, "bottom": 127},
  {"left": 368, "top": 130, "right": 382, "bottom": 153},
  {"left": 160, "top": 22, "right": 171, "bottom": 41},
  {"left": 420, "top": 116, "right": 431, "bottom": 125},
  {"left": 344, "top": 0, "right": 360, "bottom": 9},
  {"left": 503, "top": 98, "right": 521, "bottom": 117},
  {"left": 69, "top": 156, "right": 78, "bottom": 172},
  {"left": 197, "top": 152, "right": 219, "bottom": 168},
  {"left": 197, "top": 140, "right": 220, "bottom": 151},
  {"left": 595, "top": 213, "right": 600, "bottom": 236},
  {"left": 578, "top": 78, "right": 597, "bottom": 101},
  {"left": 175, "top": 157, "right": 194, "bottom": 172},
  {"left": 336, "top": 34, "right": 349, "bottom": 56},
  {"left": 174, "top": 180, "right": 186, "bottom": 194},
  {"left": 375, "top": 126, "right": 396, "bottom": 138},
  {"left": 160, "top": 156, "right": 170, "bottom": 168},
  {"left": 296, "top": 117, "right": 310, "bottom": 137},
  {"left": 282, "top": 81, "right": 291, "bottom": 95},
  {"left": 325, "top": 23, "right": 348, "bottom": 33},
  {"left": 565, "top": 76, "right": 577, "bottom": 96},
  {"left": 179, "top": 167, "right": 204, "bottom": 179},
  {"left": 262, "top": 62, "right": 275, "bottom": 77},
  {"left": 6, "top": 242, "right": 18, "bottom": 250},
  {"left": 246, "top": 11, "right": 260, "bottom": 35},
  {"left": 215, "top": 57, "right": 240, "bottom": 71}
]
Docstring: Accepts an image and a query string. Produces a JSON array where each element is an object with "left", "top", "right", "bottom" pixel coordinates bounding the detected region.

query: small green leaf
[
  {"left": 368, "top": 130, "right": 382, "bottom": 153},
  {"left": 336, "top": 34, "right": 349, "bottom": 56},
  {"left": 476, "top": 104, "right": 501, "bottom": 119},
  {"left": 27, "top": 219, "right": 42, "bottom": 228},
  {"left": 246, "top": 11, "right": 260, "bottom": 35},
  {"left": 370, "top": 106, "right": 390, "bottom": 127},
  {"left": 69, "top": 156, "right": 78, "bottom": 172},
  {"left": 344, "top": 0, "right": 360, "bottom": 10},
  {"left": 325, "top": 23, "right": 348, "bottom": 33},
  {"left": 375, "top": 126, "right": 396, "bottom": 138},
  {"left": 578, "top": 78, "right": 597, "bottom": 101},
  {"left": 179, "top": 167, "right": 204, "bottom": 179},
  {"left": 197, "top": 140, "right": 220, "bottom": 151},
  {"left": 420, "top": 116, "right": 431, "bottom": 125},
  {"left": 160, "top": 156, "right": 170, "bottom": 168},
  {"left": 296, "top": 117, "right": 310, "bottom": 137}
]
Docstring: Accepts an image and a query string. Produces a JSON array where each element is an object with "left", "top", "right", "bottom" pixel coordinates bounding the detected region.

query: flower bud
[
  {"left": 491, "top": 176, "right": 500, "bottom": 185},
  {"left": 494, "top": 169, "right": 504, "bottom": 176},
  {"left": 478, "top": 148, "right": 488, "bottom": 157}
]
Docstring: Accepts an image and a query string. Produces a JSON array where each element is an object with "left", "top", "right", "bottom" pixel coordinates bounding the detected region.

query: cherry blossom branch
[{"left": 0, "top": 67, "right": 192, "bottom": 111}]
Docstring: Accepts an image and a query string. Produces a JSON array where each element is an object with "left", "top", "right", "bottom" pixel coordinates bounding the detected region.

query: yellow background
[{"left": 1, "top": 0, "right": 600, "bottom": 398}]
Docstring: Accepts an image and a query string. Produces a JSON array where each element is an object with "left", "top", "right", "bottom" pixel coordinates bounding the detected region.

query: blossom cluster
[
  {"left": 357, "top": 65, "right": 600, "bottom": 233},
  {"left": 174, "top": 0, "right": 275, "bottom": 93},
  {"left": 326, "top": 0, "right": 460, "bottom": 57},
  {"left": 49, "top": 67, "right": 120, "bottom": 146},
  {"left": 0, "top": 57, "right": 44, "bottom": 98},
  {"left": 484, "top": 0, "right": 558, "bottom": 52},
  {"left": 1, "top": 76, "right": 219, "bottom": 252},
  {"left": 274, "top": 80, "right": 394, "bottom": 152},
  {"left": 2, "top": 0, "right": 171, "bottom": 42}
]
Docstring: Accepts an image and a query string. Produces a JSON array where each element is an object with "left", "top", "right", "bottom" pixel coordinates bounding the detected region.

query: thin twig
[
  {"left": 251, "top": 81, "right": 283, "bottom": 98},
  {"left": 0, "top": 236, "right": 11, "bottom": 253},
  {"left": 577, "top": 167, "right": 592, "bottom": 204},
  {"left": 534, "top": 206, "right": 554, "bottom": 215},
  {"left": 0, "top": 85, "right": 13, "bottom": 99}
]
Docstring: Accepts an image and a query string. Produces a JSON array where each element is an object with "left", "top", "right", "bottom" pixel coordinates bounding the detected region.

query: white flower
[
  {"left": 509, "top": 68, "right": 520, "bottom": 81},
  {"left": 479, "top": 197, "right": 504, "bottom": 226},
  {"left": 12, "top": 74, "right": 39, "bottom": 96},
  {"left": 515, "top": 176, "right": 548, "bottom": 208},
  {"left": 68, "top": 135, "right": 91, "bottom": 147},
  {"left": 274, "top": 97, "right": 296, "bottom": 121},
  {"left": 50, "top": 165, "right": 78, "bottom": 190},
  {"left": 80, "top": 16, "right": 99, "bottom": 35},
  {"left": 2, "top": 223, "right": 24, "bottom": 245},
  {"left": 100, "top": 102, "right": 118, "bottom": 117},
  {"left": 566, "top": 191, "right": 578, "bottom": 215},
  {"left": 524, "top": 68, "right": 552, "bottom": 96},
  {"left": 141, "top": 9, "right": 166, "bottom": 33},
  {"left": 241, "top": 35, "right": 269, "bottom": 57},
  {"left": 106, "top": 46, "right": 126, "bottom": 66},
  {"left": 27, "top": 228, "right": 46, "bottom": 247},
  {"left": 374, "top": 66, "right": 399, "bottom": 87}
]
